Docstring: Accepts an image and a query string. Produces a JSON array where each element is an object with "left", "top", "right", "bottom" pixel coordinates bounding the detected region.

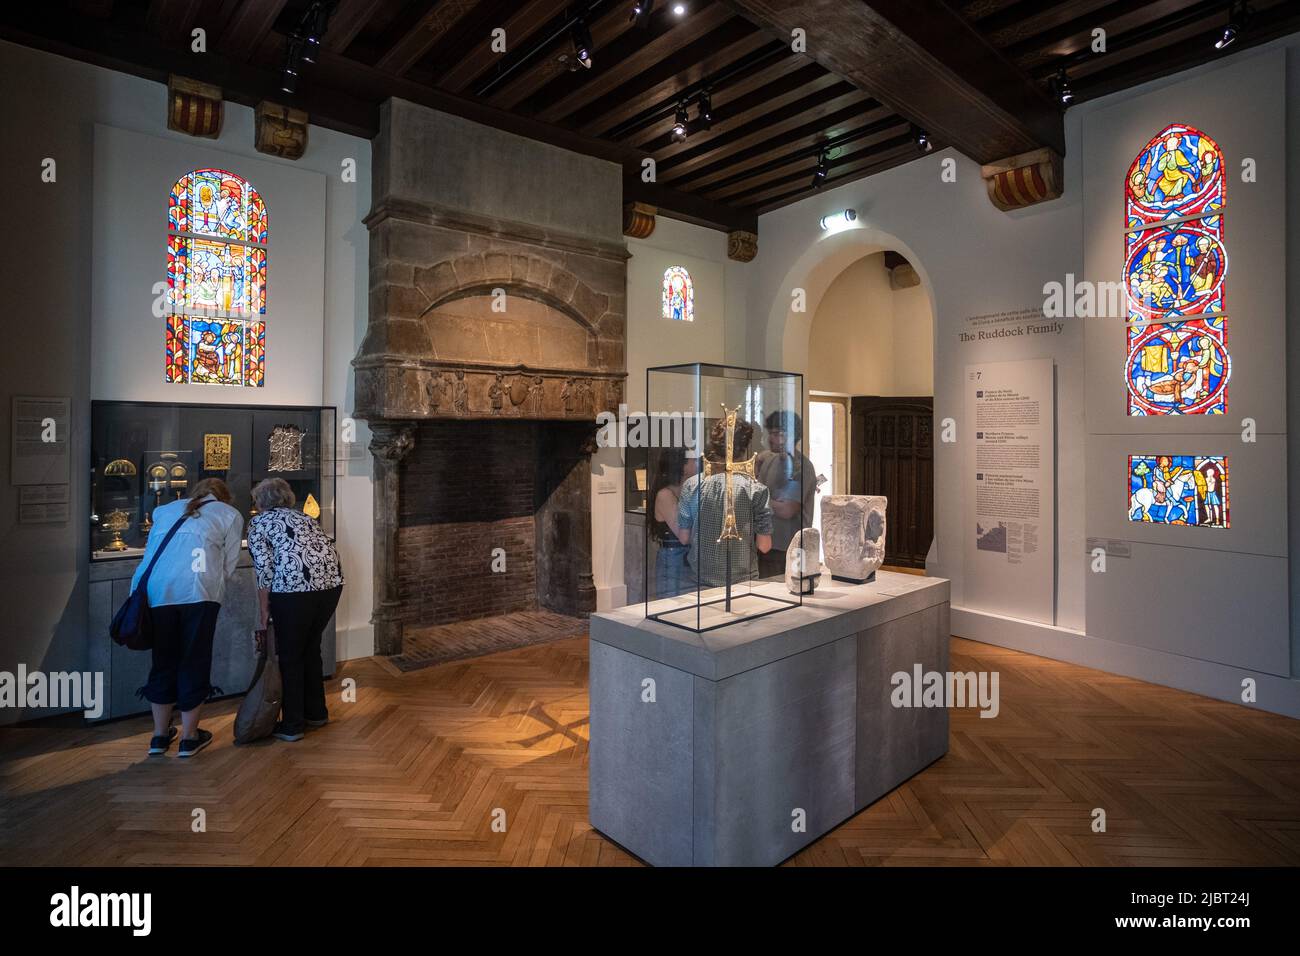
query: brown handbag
[{"left": 233, "top": 624, "right": 282, "bottom": 744}]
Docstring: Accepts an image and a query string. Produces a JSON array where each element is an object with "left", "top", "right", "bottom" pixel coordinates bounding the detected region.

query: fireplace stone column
[{"left": 368, "top": 421, "right": 415, "bottom": 656}]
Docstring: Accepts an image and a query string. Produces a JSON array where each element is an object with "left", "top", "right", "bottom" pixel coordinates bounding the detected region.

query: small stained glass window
[
  {"left": 662, "top": 265, "right": 694, "bottom": 322},
  {"left": 165, "top": 168, "right": 267, "bottom": 386}
]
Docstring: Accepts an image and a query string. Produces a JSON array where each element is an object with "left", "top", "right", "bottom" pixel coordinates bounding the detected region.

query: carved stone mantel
[{"left": 368, "top": 422, "right": 415, "bottom": 656}]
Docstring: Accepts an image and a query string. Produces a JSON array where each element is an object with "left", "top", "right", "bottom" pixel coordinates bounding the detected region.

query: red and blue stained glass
[
  {"left": 1128, "top": 455, "right": 1229, "bottom": 528},
  {"left": 1124, "top": 124, "right": 1224, "bottom": 228},
  {"left": 1125, "top": 124, "right": 1228, "bottom": 417},
  {"left": 165, "top": 168, "right": 267, "bottom": 386}
]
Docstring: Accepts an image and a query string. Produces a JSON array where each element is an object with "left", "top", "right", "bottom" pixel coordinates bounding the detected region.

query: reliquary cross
[{"left": 704, "top": 403, "right": 756, "bottom": 543}]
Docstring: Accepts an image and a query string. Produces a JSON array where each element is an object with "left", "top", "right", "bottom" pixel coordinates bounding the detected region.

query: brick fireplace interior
[{"left": 396, "top": 420, "right": 595, "bottom": 629}]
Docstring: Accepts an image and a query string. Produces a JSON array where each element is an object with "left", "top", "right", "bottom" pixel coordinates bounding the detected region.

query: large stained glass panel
[
  {"left": 164, "top": 168, "right": 267, "bottom": 386},
  {"left": 1128, "top": 455, "right": 1229, "bottom": 528},
  {"left": 662, "top": 266, "right": 694, "bottom": 321},
  {"left": 1124, "top": 124, "right": 1227, "bottom": 417},
  {"left": 1124, "top": 124, "right": 1224, "bottom": 228},
  {"left": 1126, "top": 317, "right": 1228, "bottom": 415}
]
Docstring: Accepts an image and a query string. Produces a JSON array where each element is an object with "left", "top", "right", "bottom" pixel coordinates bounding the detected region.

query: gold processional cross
[{"left": 704, "top": 404, "right": 755, "bottom": 543}]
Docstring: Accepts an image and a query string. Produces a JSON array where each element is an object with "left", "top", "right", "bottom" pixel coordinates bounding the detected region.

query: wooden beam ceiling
[{"left": 3, "top": 0, "right": 1298, "bottom": 229}]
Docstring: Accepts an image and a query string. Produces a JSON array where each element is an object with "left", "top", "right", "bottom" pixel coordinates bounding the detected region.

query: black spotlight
[
  {"left": 630, "top": 0, "right": 655, "bottom": 27},
  {"left": 697, "top": 89, "right": 713, "bottom": 131},
  {"left": 913, "top": 125, "right": 932, "bottom": 154},
  {"left": 1054, "top": 67, "right": 1073, "bottom": 105},
  {"left": 811, "top": 149, "right": 829, "bottom": 189},
  {"left": 281, "top": 37, "right": 302, "bottom": 93},
  {"left": 671, "top": 103, "right": 689, "bottom": 143},
  {"left": 1215, "top": 1, "right": 1251, "bottom": 50},
  {"left": 571, "top": 17, "right": 594, "bottom": 68}
]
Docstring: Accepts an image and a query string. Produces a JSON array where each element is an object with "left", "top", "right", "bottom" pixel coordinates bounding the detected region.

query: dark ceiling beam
[
  {"left": 750, "top": 138, "right": 926, "bottom": 214},
  {"left": 550, "top": 18, "right": 770, "bottom": 129},
  {"left": 217, "top": 0, "right": 288, "bottom": 60},
  {"left": 145, "top": 0, "right": 205, "bottom": 47},
  {"left": 484, "top": 0, "right": 640, "bottom": 110},
  {"left": 701, "top": 117, "right": 910, "bottom": 201},
  {"left": 375, "top": 0, "right": 481, "bottom": 76},
  {"left": 657, "top": 89, "right": 874, "bottom": 184},
  {"left": 629, "top": 62, "right": 840, "bottom": 152},
  {"left": 683, "top": 106, "right": 897, "bottom": 191},
  {"left": 434, "top": 0, "right": 572, "bottom": 93},
  {"left": 1001, "top": 0, "right": 1215, "bottom": 66},
  {"left": 724, "top": 0, "right": 1065, "bottom": 162},
  {"left": 525, "top": 4, "right": 739, "bottom": 122},
  {"left": 322, "top": 0, "right": 382, "bottom": 53},
  {"left": 1054, "top": 1, "right": 1300, "bottom": 103},
  {"left": 596, "top": 42, "right": 797, "bottom": 141}
]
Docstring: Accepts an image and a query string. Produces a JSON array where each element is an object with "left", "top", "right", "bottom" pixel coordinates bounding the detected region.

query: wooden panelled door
[{"left": 850, "top": 397, "right": 934, "bottom": 569}]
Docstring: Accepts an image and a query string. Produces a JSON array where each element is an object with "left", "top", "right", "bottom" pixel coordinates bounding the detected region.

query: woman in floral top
[{"left": 247, "top": 478, "right": 344, "bottom": 741}]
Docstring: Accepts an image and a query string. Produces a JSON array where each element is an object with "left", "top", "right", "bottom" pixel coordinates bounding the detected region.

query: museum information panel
[{"left": 963, "top": 358, "right": 1055, "bottom": 625}]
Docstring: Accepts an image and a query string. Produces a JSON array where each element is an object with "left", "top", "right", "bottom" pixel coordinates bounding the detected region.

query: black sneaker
[
  {"left": 177, "top": 728, "right": 213, "bottom": 758},
  {"left": 147, "top": 726, "right": 178, "bottom": 756},
  {"left": 272, "top": 723, "right": 304, "bottom": 742},
  {"left": 305, "top": 717, "right": 329, "bottom": 729}
]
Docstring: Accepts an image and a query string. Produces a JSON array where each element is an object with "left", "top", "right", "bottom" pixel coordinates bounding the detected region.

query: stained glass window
[
  {"left": 662, "top": 266, "right": 694, "bottom": 322},
  {"left": 1124, "top": 125, "right": 1227, "bottom": 415},
  {"left": 165, "top": 168, "right": 267, "bottom": 386},
  {"left": 1128, "top": 455, "right": 1229, "bottom": 528}
]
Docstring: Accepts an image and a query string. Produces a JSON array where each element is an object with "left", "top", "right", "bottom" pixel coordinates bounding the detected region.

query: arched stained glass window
[
  {"left": 662, "top": 265, "right": 694, "bottom": 322},
  {"left": 165, "top": 168, "right": 268, "bottom": 386},
  {"left": 1124, "top": 124, "right": 1228, "bottom": 416}
]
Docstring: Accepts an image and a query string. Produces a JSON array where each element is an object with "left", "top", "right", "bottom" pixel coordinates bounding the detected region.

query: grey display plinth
[
  {"left": 88, "top": 552, "right": 337, "bottom": 721},
  {"left": 589, "top": 571, "right": 949, "bottom": 866}
]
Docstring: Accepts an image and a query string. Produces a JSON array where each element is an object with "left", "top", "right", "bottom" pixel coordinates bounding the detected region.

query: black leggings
[
  {"left": 269, "top": 586, "right": 342, "bottom": 733},
  {"left": 142, "top": 601, "right": 220, "bottom": 711}
]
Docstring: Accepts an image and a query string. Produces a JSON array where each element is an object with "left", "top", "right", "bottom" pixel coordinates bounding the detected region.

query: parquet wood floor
[{"left": 1, "top": 636, "right": 1297, "bottom": 866}]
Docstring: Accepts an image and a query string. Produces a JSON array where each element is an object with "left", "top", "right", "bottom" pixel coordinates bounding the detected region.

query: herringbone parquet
[{"left": 1, "top": 636, "right": 1297, "bottom": 866}]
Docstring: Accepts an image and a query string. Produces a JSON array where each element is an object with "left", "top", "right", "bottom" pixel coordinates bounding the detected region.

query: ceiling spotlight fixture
[
  {"left": 630, "top": 0, "right": 655, "bottom": 28},
  {"left": 1215, "top": 1, "right": 1251, "bottom": 50},
  {"left": 281, "top": 36, "right": 303, "bottom": 93},
  {"left": 696, "top": 89, "right": 713, "bottom": 131},
  {"left": 282, "top": 1, "right": 334, "bottom": 91},
  {"left": 913, "top": 125, "right": 932, "bottom": 154},
  {"left": 673, "top": 2, "right": 687, "bottom": 14},
  {"left": 671, "top": 102, "right": 690, "bottom": 143},
  {"left": 571, "top": 17, "right": 594, "bottom": 69},
  {"left": 1054, "top": 67, "right": 1073, "bottom": 105},
  {"left": 811, "top": 149, "right": 830, "bottom": 190},
  {"left": 819, "top": 208, "right": 858, "bottom": 231}
]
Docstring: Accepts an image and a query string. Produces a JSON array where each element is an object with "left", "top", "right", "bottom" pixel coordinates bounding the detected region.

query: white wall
[
  {"left": 738, "top": 40, "right": 1300, "bottom": 717},
  {"left": 807, "top": 252, "right": 934, "bottom": 397},
  {"left": 0, "top": 40, "right": 375, "bottom": 713},
  {"left": 596, "top": 216, "right": 733, "bottom": 609}
]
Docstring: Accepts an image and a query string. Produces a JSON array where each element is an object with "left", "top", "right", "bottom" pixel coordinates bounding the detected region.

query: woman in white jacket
[{"left": 130, "top": 477, "right": 242, "bottom": 758}]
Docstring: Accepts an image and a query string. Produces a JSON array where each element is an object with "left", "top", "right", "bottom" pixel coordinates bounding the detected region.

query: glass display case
[
  {"left": 90, "top": 401, "right": 336, "bottom": 559},
  {"left": 645, "top": 363, "right": 804, "bottom": 632}
]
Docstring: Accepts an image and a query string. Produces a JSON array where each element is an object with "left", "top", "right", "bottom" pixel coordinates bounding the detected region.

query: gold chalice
[{"left": 103, "top": 510, "right": 132, "bottom": 552}]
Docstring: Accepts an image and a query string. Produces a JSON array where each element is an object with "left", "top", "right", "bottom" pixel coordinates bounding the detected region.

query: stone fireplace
[{"left": 354, "top": 100, "right": 627, "bottom": 656}]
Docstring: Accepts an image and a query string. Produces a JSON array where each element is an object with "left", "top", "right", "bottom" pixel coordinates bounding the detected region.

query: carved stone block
[
  {"left": 255, "top": 101, "right": 309, "bottom": 160},
  {"left": 821, "top": 495, "right": 887, "bottom": 583}
]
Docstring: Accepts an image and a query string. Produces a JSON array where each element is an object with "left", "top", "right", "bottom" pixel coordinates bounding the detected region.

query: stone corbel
[
  {"left": 727, "top": 230, "right": 757, "bottom": 263},
  {"left": 255, "top": 101, "right": 309, "bottom": 160},
  {"left": 166, "top": 75, "right": 223, "bottom": 139},
  {"left": 980, "top": 147, "right": 1063, "bottom": 212},
  {"left": 368, "top": 422, "right": 416, "bottom": 656},
  {"left": 622, "top": 202, "right": 656, "bottom": 239}
]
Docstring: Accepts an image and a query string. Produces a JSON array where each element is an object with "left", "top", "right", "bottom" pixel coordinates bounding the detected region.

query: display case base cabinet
[
  {"left": 589, "top": 574, "right": 949, "bottom": 867},
  {"left": 88, "top": 555, "right": 337, "bottom": 721}
]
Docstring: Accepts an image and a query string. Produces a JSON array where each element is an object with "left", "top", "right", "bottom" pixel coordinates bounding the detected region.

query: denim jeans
[{"left": 655, "top": 544, "right": 691, "bottom": 598}]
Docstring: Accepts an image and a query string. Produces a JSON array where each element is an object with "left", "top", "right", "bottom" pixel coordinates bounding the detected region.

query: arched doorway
[{"left": 762, "top": 227, "right": 937, "bottom": 570}]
